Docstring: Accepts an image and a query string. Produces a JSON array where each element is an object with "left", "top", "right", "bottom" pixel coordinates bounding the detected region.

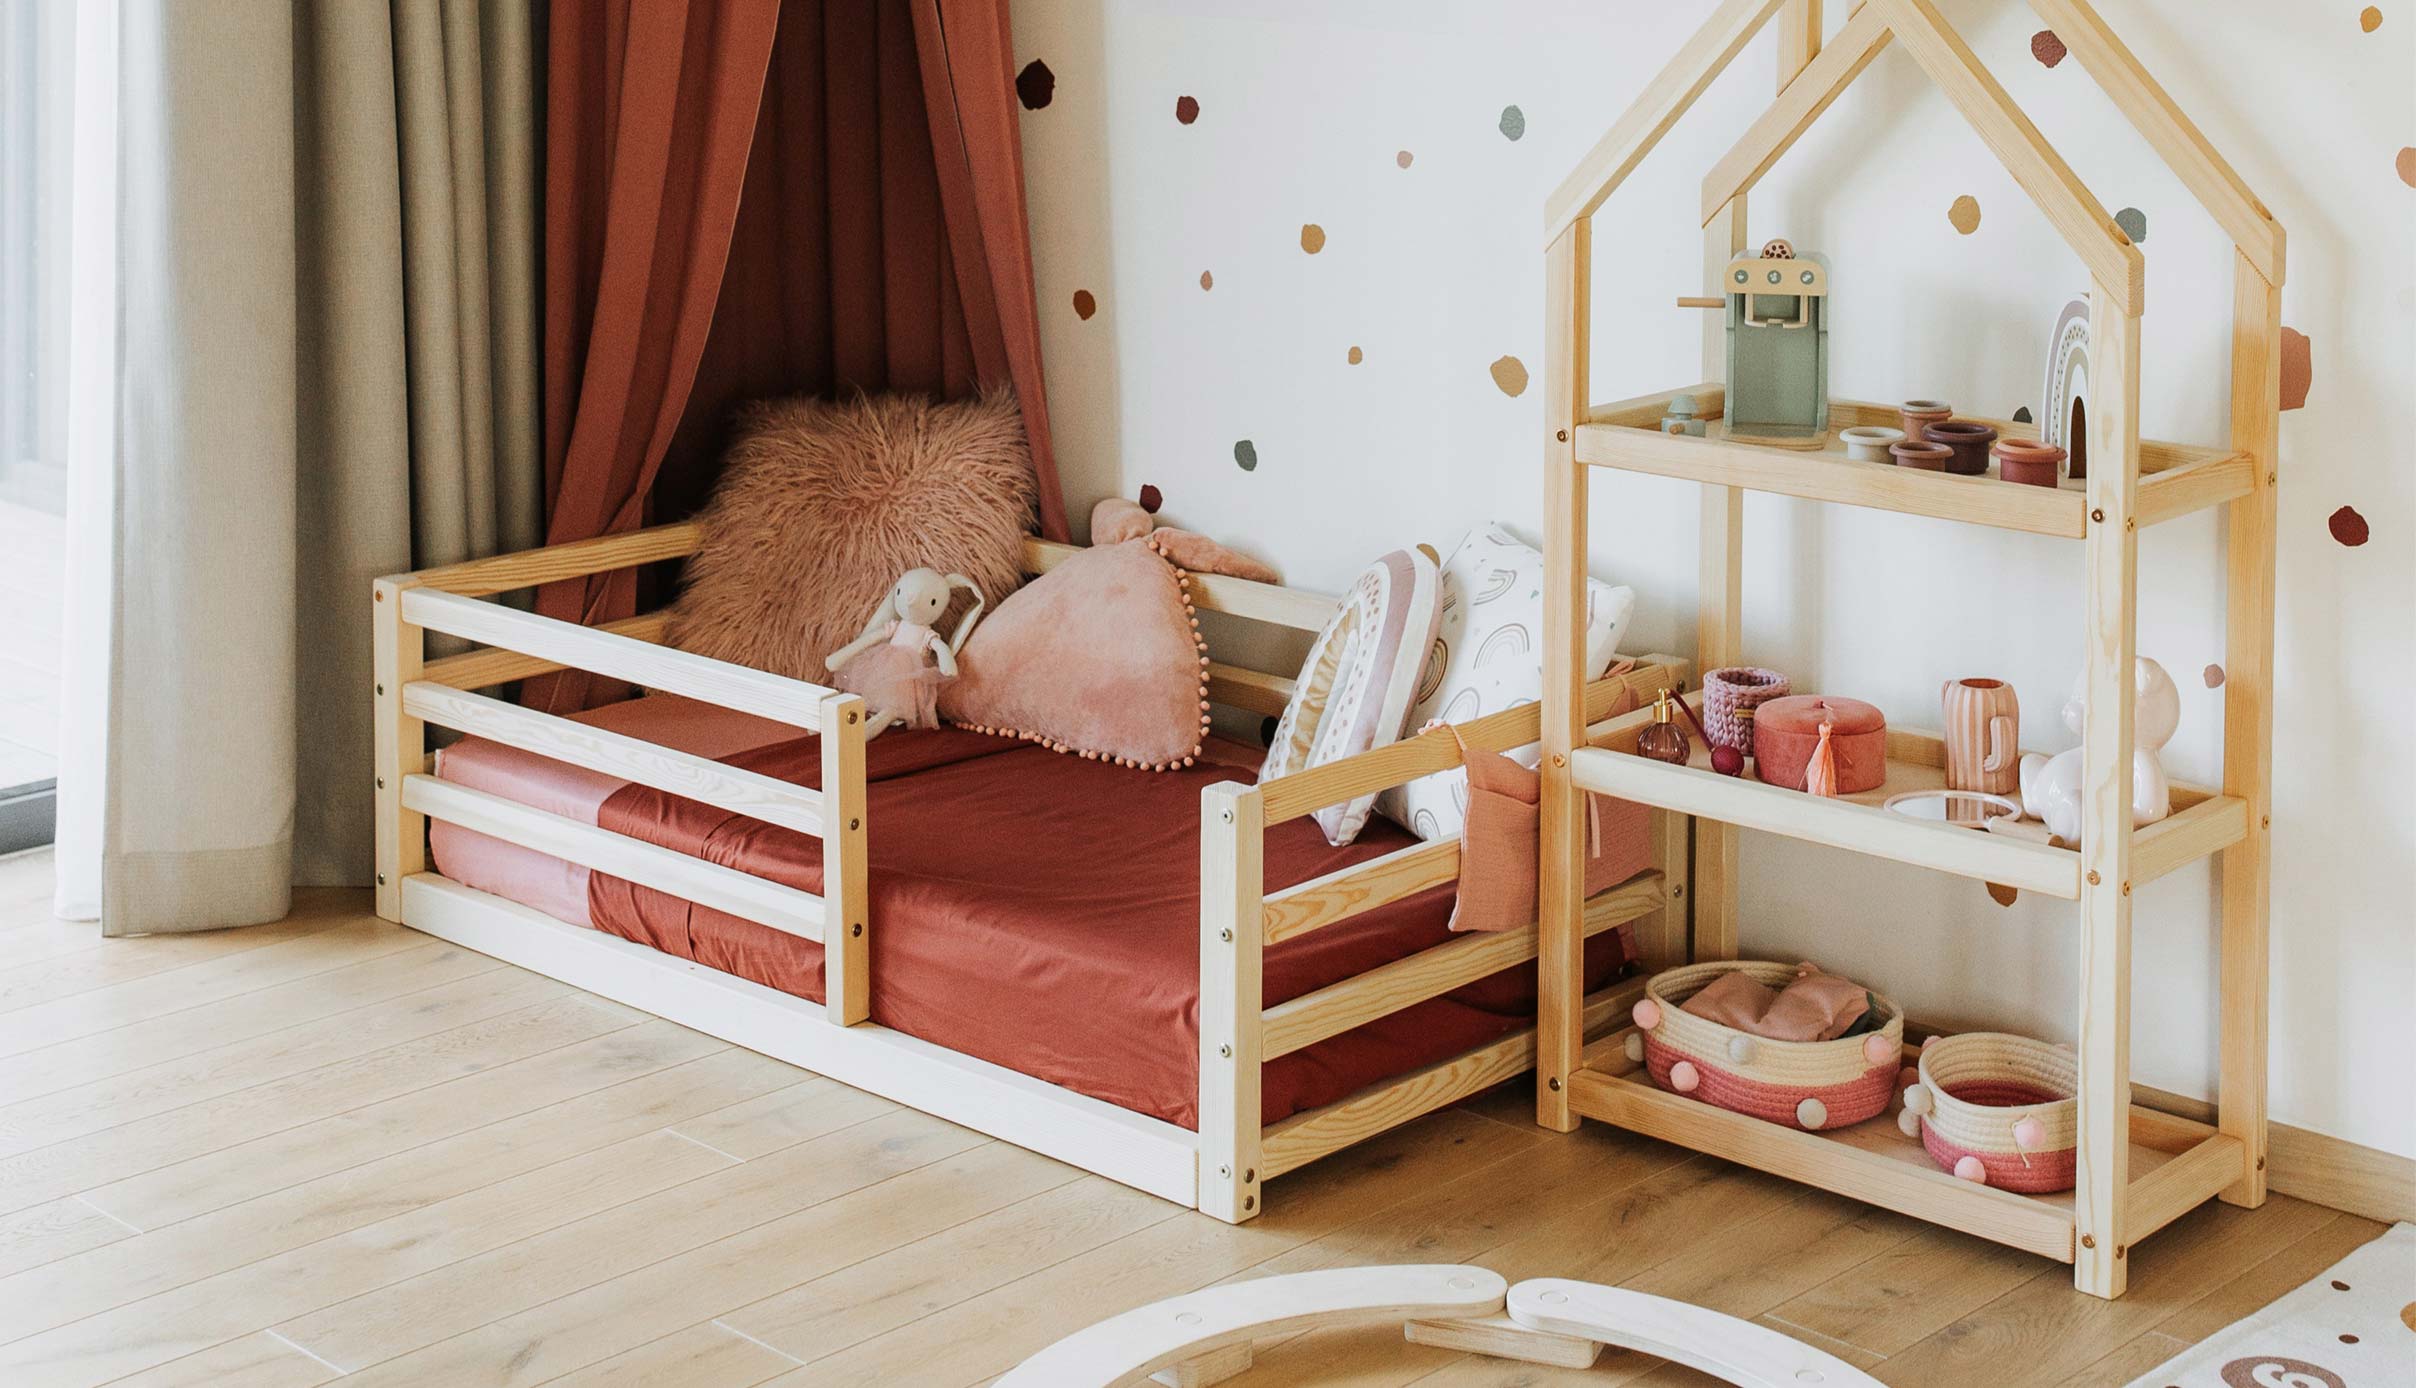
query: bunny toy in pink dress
[{"left": 823, "top": 568, "right": 985, "bottom": 737}]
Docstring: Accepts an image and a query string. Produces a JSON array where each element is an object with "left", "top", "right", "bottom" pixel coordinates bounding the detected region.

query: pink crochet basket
[
  {"left": 1627, "top": 961, "right": 1902, "bottom": 1132},
  {"left": 1905, "top": 1032, "right": 2078, "bottom": 1193}
]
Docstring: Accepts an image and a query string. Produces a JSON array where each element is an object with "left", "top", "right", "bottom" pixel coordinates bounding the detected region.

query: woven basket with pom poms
[
  {"left": 1901, "top": 1032, "right": 2078, "bottom": 1193},
  {"left": 1624, "top": 960, "right": 1902, "bottom": 1132}
]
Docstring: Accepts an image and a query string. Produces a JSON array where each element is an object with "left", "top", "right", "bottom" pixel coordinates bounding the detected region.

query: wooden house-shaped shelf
[{"left": 1532, "top": 0, "right": 2279, "bottom": 1300}]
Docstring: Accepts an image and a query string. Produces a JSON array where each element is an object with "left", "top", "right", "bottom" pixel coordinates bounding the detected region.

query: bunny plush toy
[{"left": 824, "top": 569, "right": 985, "bottom": 737}]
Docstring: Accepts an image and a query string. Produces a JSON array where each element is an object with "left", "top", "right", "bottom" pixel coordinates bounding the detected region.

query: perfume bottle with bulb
[{"left": 1637, "top": 692, "right": 1691, "bottom": 765}]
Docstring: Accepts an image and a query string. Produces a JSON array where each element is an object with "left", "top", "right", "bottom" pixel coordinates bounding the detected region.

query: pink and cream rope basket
[
  {"left": 1625, "top": 961, "right": 1902, "bottom": 1132},
  {"left": 1902, "top": 1032, "right": 2078, "bottom": 1193}
]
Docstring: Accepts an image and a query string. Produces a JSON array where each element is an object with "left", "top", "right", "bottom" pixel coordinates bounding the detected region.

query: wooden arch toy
[{"left": 998, "top": 1265, "right": 1885, "bottom": 1387}]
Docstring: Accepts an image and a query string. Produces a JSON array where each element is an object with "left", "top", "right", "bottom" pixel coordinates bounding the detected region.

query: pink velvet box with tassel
[{"left": 1753, "top": 696, "right": 1887, "bottom": 793}]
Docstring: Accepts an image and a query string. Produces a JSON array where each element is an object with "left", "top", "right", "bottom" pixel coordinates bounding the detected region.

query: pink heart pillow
[{"left": 940, "top": 540, "right": 1210, "bottom": 769}]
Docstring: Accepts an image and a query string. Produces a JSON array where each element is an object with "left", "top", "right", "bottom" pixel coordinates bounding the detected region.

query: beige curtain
[{"left": 75, "top": 0, "right": 541, "bottom": 933}]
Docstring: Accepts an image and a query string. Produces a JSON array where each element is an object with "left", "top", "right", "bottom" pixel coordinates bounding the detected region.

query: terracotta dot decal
[
  {"left": 2331, "top": 1280, "right": 2352, "bottom": 1291},
  {"left": 1299, "top": 223, "right": 1327, "bottom": 255},
  {"left": 2361, "top": 5, "right": 2383, "bottom": 31},
  {"left": 1015, "top": 60, "right": 1055, "bottom": 110},
  {"left": 1175, "top": 95, "right": 1200, "bottom": 125},
  {"left": 1396, "top": 149, "right": 1414, "bottom": 169},
  {"left": 2032, "top": 29, "right": 2067, "bottom": 67},
  {"left": 1489, "top": 355, "right": 1529, "bottom": 397},
  {"left": 1138, "top": 484, "right": 1163, "bottom": 513},
  {"left": 1347, "top": 346, "right": 1363, "bottom": 365},
  {"left": 2400, "top": 1300, "right": 2416, "bottom": 1332},
  {"left": 1233, "top": 440, "right": 1258, "bottom": 473},
  {"left": 2329, "top": 505, "right": 2369, "bottom": 547},
  {"left": 1071, "top": 289, "right": 1096, "bottom": 321},
  {"left": 2281, "top": 327, "right": 2312, "bottom": 409},
  {"left": 2398, "top": 147, "right": 2416, "bottom": 187},
  {"left": 2204, "top": 663, "right": 2226, "bottom": 689},
  {"left": 1498, "top": 105, "right": 1526, "bottom": 141},
  {"left": 1199, "top": 270, "right": 1213, "bottom": 291},
  {"left": 2116, "top": 207, "right": 2148, "bottom": 244},
  {"left": 1949, "top": 195, "right": 1983, "bottom": 234}
]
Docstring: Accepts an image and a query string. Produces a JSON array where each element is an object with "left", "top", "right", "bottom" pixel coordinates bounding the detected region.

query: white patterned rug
[{"left": 2128, "top": 1223, "right": 2414, "bottom": 1387}]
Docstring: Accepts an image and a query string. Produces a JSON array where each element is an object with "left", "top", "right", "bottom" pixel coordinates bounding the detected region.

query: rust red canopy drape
[{"left": 535, "top": 0, "right": 1066, "bottom": 709}]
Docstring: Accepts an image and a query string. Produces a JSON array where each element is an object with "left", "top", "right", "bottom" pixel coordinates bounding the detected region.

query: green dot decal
[
  {"left": 2115, "top": 207, "right": 2148, "bottom": 243},
  {"left": 1498, "top": 105, "right": 1525, "bottom": 141},
  {"left": 1234, "top": 440, "right": 1258, "bottom": 472}
]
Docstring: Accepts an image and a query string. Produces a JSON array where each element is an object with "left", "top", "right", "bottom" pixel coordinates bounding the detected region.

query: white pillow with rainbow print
[{"left": 1374, "top": 524, "right": 1633, "bottom": 842}]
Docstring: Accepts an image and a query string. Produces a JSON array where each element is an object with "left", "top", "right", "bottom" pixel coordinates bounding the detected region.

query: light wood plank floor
[{"left": 0, "top": 849, "right": 2382, "bottom": 1386}]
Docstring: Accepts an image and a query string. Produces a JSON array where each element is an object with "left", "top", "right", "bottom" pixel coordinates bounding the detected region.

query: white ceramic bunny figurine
[
  {"left": 2017, "top": 657, "right": 2178, "bottom": 842},
  {"left": 823, "top": 569, "right": 985, "bottom": 737}
]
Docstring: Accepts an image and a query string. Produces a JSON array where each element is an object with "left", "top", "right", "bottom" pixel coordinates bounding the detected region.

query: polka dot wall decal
[
  {"left": 1175, "top": 95, "right": 1200, "bottom": 125},
  {"left": 1199, "top": 270, "right": 1213, "bottom": 291},
  {"left": 2031, "top": 30, "right": 2067, "bottom": 67},
  {"left": 1347, "top": 346, "right": 1363, "bottom": 365},
  {"left": 2116, "top": 206, "right": 2148, "bottom": 243},
  {"left": 1489, "top": 355, "right": 1530, "bottom": 397},
  {"left": 1299, "top": 223, "right": 1327, "bottom": 254},
  {"left": 1233, "top": 440, "right": 1259, "bottom": 472},
  {"left": 2204, "top": 663, "right": 2225, "bottom": 688},
  {"left": 2281, "top": 327, "right": 2312, "bottom": 409},
  {"left": 1498, "top": 105, "right": 1526, "bottom": 141},
  {"left": 1015, "top": 60, "right": 1055, "bottom": 110},
  {"left": 2013, "top": 405, "right": 2034, "bottom": 424},
  {"left": 2398, "top": 147, "right": 2416, "bottom": 187},
  {"left": 1138, "top": 484, "right": 1163, "bottom": 513},
  {"left": 2329, "top": 505, "right": 2369, "bottom": 546},
  {"left": 1071, "top": 289, "right": 1097, "bottom": 320},
  {"left": 2361, "top": 5, "right": 2383, "bottom": 30},
  {"left": 1949, "top": 194, "right": 1983, "bottom": 234},
  {"left": 1396, "top": 150, "right": 1414, "bottom": 168}
]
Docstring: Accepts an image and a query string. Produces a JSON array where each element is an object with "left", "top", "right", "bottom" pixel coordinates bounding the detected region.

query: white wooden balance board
[{"left": 997, "top": 1263, "right": 1884, "bottom": 1387}]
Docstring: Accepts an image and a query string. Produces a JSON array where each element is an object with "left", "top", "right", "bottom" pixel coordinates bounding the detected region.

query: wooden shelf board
[
  {"left": 1575, "top": 387, "right": 2248, "bottom": 537},
  {"left": 1571, "top": 719, "right": 2243, "bottom": 899},
  {"left": 1567, "top": 1066, "right": 2204, "bottom": 1263}
]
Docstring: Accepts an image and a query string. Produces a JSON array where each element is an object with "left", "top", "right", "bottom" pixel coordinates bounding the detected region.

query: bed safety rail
[
  {"left": 1196, "top": 653, "right": 1691, "bottom": 1220},
  {"left": 372, "top": 522, "right": 875, "bottom": 1025}
]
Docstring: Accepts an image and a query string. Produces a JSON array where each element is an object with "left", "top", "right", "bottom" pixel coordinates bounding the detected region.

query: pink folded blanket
[{"left": 1681, "top": 962, "right": 1870, "bottom": 1042}]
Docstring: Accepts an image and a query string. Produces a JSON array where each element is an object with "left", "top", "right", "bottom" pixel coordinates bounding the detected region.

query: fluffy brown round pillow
[{"left": 669, "top": 390, "right": 1037, "bottom": 683}]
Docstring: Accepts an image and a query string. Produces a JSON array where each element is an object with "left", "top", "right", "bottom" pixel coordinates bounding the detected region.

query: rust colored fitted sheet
[{"left": 580, "top": 724, "right": 1643, "bottom": 1129}]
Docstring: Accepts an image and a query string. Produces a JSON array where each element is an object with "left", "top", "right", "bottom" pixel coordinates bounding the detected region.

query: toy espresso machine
[{"left": 1688, "top": 239, "right": 1831, "bottom": 449}]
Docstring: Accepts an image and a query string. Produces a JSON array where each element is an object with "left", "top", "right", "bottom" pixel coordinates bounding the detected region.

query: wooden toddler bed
[{"left": 372, "top": 524, "right": 1687, "bottom": 1222}]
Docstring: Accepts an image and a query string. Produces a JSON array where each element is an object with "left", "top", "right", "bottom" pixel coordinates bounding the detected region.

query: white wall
[{"left": 1011, "top": 0, "right": 2415, "bottom": 1160}]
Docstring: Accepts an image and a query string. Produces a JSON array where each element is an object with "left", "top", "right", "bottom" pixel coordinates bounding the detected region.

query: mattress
[{"left": 432, "top": 693, "right": 1646, "bottom": 1129}]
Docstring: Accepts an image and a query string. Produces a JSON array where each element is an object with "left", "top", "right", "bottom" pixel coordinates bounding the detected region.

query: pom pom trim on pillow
[{"left": 949, "top": 537, "right": 1212, "bottom": 772}]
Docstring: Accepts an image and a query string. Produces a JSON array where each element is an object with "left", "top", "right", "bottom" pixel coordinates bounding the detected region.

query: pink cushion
[
  {"left": 668, "top": 391, "right": 1036, "bottom": 683},
  {"left": 939, "top": 540, "right": 1209, "bottom": 769},
  {"left": 1263, "top": 549, "right": 1444, "bottom": 846}
]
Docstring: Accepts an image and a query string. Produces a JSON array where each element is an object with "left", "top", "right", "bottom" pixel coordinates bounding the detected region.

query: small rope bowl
[
  {"left": 1627, "top": 961, "right": 1902, "bottom": 1131},
  {"left": 1905, "top": 1032, "right": 2077, "bottom": 1193}
]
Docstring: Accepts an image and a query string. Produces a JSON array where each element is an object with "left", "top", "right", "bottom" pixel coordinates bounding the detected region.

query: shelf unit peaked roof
[{"left": 1543, "top": 0, "right": 2287, "bottom": 313}]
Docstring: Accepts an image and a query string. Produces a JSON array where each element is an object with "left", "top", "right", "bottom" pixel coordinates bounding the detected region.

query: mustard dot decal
[
  {"left": 1300, "top": 224, "right": 1327, "bottom": 254},
  {"left": 1490, "top": 356, "right": 1529, "bottom": 397},
  {"left": 1949, "top": 195, "right": 1983, "bottom": 234},
  {"left": 2360, "top": 6, "right": 2383, "bottom": 31},
  {"left": 1347, "top": 346, "right": 1363, "bottom": 365}
]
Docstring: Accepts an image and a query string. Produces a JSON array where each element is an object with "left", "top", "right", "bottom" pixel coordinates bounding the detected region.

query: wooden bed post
[
  {"left": 1199, "top": 781, "right": 1264, "bottom": 1222},
  {"left": 820, "top": 693, "right": 870, "bottom": 1027},
  {"left": 2073, "top": 284, "right": 2142, "bottom": 1299},
  {"left": 2219, "top": 253, "right": 2279, "bottom": 1207},
  {"left": 1538, "top": 219, "right": 1592, "bottom": 1134},
  {"left": 372, "top": 577, "right": 426, "bottom": 923}
]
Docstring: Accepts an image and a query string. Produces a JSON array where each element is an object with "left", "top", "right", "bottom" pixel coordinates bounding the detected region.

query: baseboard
[{"left": 2133, "top": 1082, "right": 2414, "bottom": 1225}]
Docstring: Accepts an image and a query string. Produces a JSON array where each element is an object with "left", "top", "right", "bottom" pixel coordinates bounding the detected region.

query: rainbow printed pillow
[{"left": 1374, "top": 525, "right": 1634, "bottom": 842}]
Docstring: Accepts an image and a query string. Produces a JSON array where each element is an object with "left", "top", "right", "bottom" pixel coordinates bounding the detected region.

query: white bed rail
[{"left": 372, "top": 524, "right": 874, "bottom": 1025}]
